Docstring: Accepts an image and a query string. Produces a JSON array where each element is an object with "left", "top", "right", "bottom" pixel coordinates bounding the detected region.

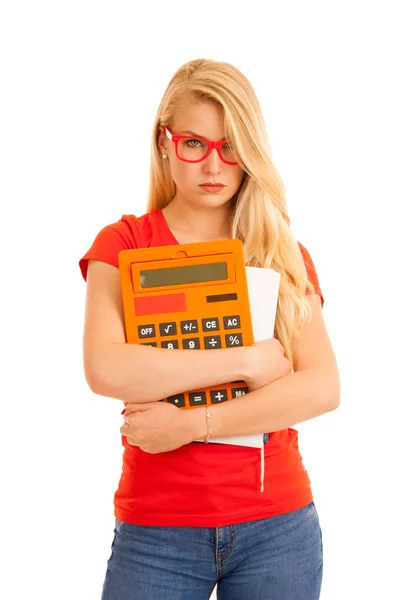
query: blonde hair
[{"left": 147, "top": 58, "right": 317, "bottom": 367}]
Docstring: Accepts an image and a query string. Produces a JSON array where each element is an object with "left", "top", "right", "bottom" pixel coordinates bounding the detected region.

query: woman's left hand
[{"left": 120, "top": 401, "right": 202, "bottom": 454}]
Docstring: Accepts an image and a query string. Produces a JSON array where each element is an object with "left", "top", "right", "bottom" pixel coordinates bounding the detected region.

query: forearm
[
  {"left": 188, "top": 368, "right": 340, "bottom": 439},
  {"left": 89, "top": 343, "right": 247, "bottom": 404}
]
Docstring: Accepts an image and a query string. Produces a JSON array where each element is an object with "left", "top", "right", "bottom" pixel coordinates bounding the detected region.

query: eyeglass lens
[{"left": 177, "top": 138, "right": 236, "bottom": 163}]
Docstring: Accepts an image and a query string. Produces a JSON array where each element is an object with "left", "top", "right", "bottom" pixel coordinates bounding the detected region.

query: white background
[{"left": 1, "top": 1, "right": 399, "bottom": 598}]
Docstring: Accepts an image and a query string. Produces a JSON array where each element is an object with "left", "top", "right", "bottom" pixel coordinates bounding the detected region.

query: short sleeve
[
  {"left": 79, "top": 215, "right": 139, "bottom": 281},
  {"left": 298, "top": 242, "right": 325, "bottom": 308}
]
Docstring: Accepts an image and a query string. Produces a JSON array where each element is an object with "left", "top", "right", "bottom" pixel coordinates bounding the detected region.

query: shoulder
[
  {"left": 79, "top": 212, "right": 155, "bottom": 280},
  {"left": 297, "top": 241, "right": 325, "bottom": 308},
  {"left": 99, "top": 214, "right": 140, "bottom": 246},
  {"left": 120, "top": 211, "right": 161, "bottom": 247},
  {"left": 297, "top": 240, "right": 313, "bottom": 264}
]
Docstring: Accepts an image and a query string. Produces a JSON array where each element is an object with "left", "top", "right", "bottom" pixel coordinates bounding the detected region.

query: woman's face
[{"left": 158, "top": 102, "right": 244, "bottom": 209}]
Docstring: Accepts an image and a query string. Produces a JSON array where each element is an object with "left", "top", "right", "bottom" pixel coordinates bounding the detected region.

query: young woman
[{"left": 79, "top": 58, "right": 340, "bottom": 600}]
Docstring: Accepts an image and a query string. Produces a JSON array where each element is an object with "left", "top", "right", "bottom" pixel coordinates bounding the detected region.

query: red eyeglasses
[{"left": 162, "top": 126, "right": 239, "bottom": 165}]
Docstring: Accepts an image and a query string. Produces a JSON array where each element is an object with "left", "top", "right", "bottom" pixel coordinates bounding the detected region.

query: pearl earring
[{"left": 162, "top": 153, "right": 168, "bottom": 159}]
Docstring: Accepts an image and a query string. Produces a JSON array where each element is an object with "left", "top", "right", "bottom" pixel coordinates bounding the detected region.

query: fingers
[
  {"left": 120, "top": 414, "right": 139, "bottom": 438},
  {"left": 120, "top": 423, "right": 139, "bottom": 446},
  {"left": 124, "top": 409, "right": 144, "bottom": 418},
  {"left": 123, "top": 408, "right": 144, "bottom": 417},
  {"left": 120, "top": 422, "right": 129, "bottom": 435}
]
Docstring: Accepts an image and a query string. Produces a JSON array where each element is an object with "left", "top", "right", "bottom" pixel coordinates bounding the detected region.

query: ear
[{"left": 158, "top": 126, "right": 167, "bottom": 153}]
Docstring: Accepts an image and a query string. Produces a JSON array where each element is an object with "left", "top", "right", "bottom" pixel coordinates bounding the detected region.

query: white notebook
[{"left": 193, "top": 266, "right": 280, "bottom": 448}]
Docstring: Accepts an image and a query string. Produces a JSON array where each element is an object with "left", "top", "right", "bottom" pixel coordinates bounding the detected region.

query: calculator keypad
[{"left": 138, "top": 314, "right": 247, "bottom": 408}]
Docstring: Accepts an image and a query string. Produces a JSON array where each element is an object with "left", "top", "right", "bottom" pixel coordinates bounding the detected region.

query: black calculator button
[
  {"left": 223, "top": 315, "right": 241, "bottom": 329},
  {"left": 225, "top": 333, "right": 243, "bottom": 347},
  {"left": 140, "top": 342, "right": 157, "bottom": 347},
  {"left": 166, "top": 394, "right": 185, "bottom": 407},
  {"left": 210, "top": 389, "right": 228, "bottom": 404},
  {"left": 183, "top": 338, "right": 200, "bottom": 349},
  {"left": 161, "top": 340, "right": 179, "bottom": 349},
  {"left": 231, "top": 386, "right": 249, "bottom": 398},
  {"left": 159, "top": 322, "right": 177, "bottom": 336},
  {"left": 202, "top": 317, "right": 220, "bottom": 332},
  {"left": 138, "top": 324, "right": 156, "bottom": 338},
  {"left": 204, "top": 335, "right": 222, "bottom": 349},
  {"left": 189, "top": 392, "right": 207, "bottom": 406},
  {"left": 180, "top": 320, "right": 199, "bottom": 334}
]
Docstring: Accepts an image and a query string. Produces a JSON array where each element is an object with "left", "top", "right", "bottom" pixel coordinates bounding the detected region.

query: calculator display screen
[{"left": 140, "top": 262, "right": 228, "bottom": 288}]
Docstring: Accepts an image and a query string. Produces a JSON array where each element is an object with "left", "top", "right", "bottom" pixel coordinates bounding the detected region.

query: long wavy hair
[{"left": 146, "top": 58, "right": 316, "bottom": 367}]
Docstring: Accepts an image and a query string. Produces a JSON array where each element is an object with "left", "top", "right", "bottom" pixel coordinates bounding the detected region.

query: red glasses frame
[{"left": 162, "top": 126, "right": 239, "bottom": 165}]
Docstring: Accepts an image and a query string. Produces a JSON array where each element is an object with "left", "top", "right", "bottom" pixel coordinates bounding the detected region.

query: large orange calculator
[{"left": 118, "top": 239, "right": 254, "bottom": 410}]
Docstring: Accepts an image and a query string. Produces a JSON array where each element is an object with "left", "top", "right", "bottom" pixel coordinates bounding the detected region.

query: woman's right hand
[{"left": 243, "top": 338, "right": 292, "bottom": 392}]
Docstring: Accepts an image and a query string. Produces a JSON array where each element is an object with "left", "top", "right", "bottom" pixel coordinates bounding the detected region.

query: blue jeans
[{"left": 101, "top": 501, "right": 323, "bottom": 600}]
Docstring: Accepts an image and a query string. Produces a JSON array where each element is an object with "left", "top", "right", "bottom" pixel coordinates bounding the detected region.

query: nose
[{"left": 203, "top": 147, "right": 222, "bottom": 174}]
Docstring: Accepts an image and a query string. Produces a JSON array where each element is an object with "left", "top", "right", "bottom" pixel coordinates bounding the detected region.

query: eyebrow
[{"left": 182, "top": 130, "right": 227, "bottom": 141}]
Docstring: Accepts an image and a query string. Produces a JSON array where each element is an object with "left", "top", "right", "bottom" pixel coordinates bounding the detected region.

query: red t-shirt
[{"left": 79, "top": 208, "right": 325, "bottom": 527}]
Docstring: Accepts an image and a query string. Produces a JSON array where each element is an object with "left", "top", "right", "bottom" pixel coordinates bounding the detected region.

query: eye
[{"left": 185, "top": 138, "right": 204, "bottom": 148}]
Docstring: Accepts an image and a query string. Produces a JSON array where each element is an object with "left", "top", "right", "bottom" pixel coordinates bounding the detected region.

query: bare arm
[
  {"left": 186, "top": 294, "right": 341, "bottom": 438},
  {"left": 188, "top": 367, "right": 338, "bottom": 440},
  {"left": 83, "top": 260, "right": 247, "bottom": 403}
]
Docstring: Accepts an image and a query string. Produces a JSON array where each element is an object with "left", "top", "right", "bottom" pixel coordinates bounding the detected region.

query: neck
[{"left": 162, "top": 198, "right": 233, "bottom": 242}]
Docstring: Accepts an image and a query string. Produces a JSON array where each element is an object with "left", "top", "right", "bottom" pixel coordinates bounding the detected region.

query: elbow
[
  {"left": 323, "top": 372, "right": 341, "bottom": 412},
  {"left": 83, "top": 350, "right": 112, "bottom": 397},
  {"left": 84, "top": 362, "right": 105, "bottom": 396},
  {"left": 85, "top": 368, "right": 121, "bottom": 399},
  {"left": 83, "top": 353, "right": 139, "bottom": 403},
  {"left": 310, "top": 366, "right": 340, "bottom": 415},
  {"left": 325, "top": 393, "right": 340, "bottom": 413},
  {"left": 318, "top": 393, "right": 339, "bottom": 419}
]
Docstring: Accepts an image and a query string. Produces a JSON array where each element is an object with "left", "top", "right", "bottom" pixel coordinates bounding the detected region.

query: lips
[{"left": 200, "top": 184, "right": 225, "bottom": 193}]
